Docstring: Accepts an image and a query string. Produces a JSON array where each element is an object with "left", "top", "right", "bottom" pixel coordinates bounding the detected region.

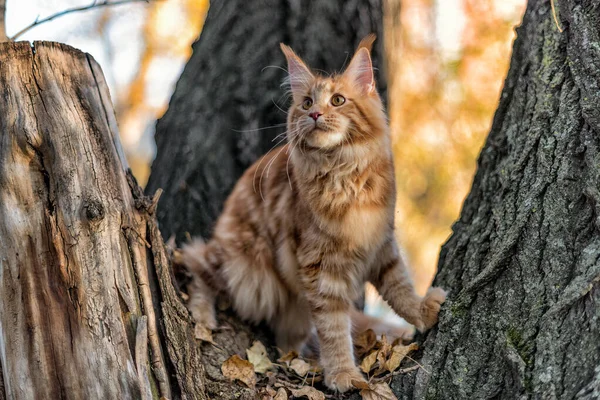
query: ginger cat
[{"left": 182, "top": 35, "right": 446, "bottom": 392}]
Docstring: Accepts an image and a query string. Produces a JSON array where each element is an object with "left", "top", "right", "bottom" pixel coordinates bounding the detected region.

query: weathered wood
[
  {"left": 0, "top": 41, "right": 205, "bottom": 400},
  {"left": 388, "top": 0, "right": 600, "bottom": 398}
]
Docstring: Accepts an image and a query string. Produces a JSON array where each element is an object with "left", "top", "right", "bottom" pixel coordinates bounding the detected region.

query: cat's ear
[
  {"left": 280, "top": 43, "right": 314, "bottom": 95},
  {"left": 357, "top": 33, "right": 376, "bottom": 53},
  {"left": 344, "top": 34, "right": 376, "bottom": 94}
]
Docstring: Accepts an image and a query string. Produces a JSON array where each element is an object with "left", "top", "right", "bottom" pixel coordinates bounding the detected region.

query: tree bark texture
[
  {"left": 146, "top": 0, "right": 386, "bottom": 242},
  {"left": 0, "top": 41, "right": 205, "bottom": 400},
  {"left": 391, "top": 1, "right": 600, "bottom": 398}
]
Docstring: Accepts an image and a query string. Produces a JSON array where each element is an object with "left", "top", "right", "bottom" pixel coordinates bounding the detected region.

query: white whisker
[{"left": 253, "top": 135, "right": 289, "bottom": 195}]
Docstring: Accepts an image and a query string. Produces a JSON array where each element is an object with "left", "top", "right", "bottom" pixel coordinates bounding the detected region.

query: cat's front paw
[
  {"left": 419, "top": 287, "right": 447, "bottom": 331},
  {"left": 324, "top": 367, "right": 366, "bottom": 392}
]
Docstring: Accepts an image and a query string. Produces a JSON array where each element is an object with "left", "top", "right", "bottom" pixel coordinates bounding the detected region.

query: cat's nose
[{"left": 309, "top": 112, "right": 323, "bottom": 121}]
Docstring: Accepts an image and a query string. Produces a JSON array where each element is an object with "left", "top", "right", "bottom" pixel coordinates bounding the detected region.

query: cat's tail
[{"left": 180, "top": 238, "right": 225, "bottom": 330}]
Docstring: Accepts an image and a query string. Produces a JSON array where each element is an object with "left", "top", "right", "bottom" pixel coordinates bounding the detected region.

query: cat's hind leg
[
  {"left": 270, "top": 295, "right": 313, "bottom": 353},
  {"left": 181, "top": 239, "right": 224, "bottom": 330}
]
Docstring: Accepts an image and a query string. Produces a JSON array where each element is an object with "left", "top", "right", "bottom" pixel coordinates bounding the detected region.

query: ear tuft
[
  {"left": 280, "top": 43, "right": 314, "bottom": 96},
  {"left": 343, "top": 46, "right": 375, "bottom": 94},
  {"left": 357, "top": 34, "right": 376, "bottom": 53}
]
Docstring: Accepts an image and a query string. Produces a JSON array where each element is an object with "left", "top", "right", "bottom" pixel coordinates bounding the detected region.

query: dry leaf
[
  {"left": 352, "top": 379, "right": 371, "bottom": 390},
  {"left": 247, "top": 340, "right": 273, "bottom": 374},
  {"left": 265, "top": 386, "right": 277, "bottom": 396},
  {"left": 360, "top": 350, "right": 379, "bottom": 374},
  {"left": 278, "top": 350, "right": 299, "bottom": 366},
  {"left": 274, "top": 388, "right": 288, "bottom": 400},
  {"left": 374, "top": 334, "right": 392, "bottom": 375},
  {"left": 379, "top": 334, "right": 391, "bottom": 357},
  {"left": 221, "top": 354, "right": 256, "bottom": 388},
  {"left": 360, "top": 382, "right": 398, "bottom": 400},
  {"left": 290, "top": 386, "right": 325, "bottom": 400},
  {"left": 194, "top": 324, "right": 215, "bottom": 344},
  {"left": 258, "top": 386, "right": 277, "bottom": 400},
  {"left": 307, "top": 359, "right": 323, "bottom": 374},
  {"left": 355, "top": 329, "right": 377, "bottom": 357},
  {"left": 385, "top": 343, "right": 419, "bottom": 372},
  {"left": 290, "top": 358, "right": 310, "bottom": 376},
  {"left": 172, "top": 248, "right": 183, "bottom": 264}
]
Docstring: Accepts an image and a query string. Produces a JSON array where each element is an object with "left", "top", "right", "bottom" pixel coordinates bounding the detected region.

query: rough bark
[
  {"left": 0, "top": 41, "right": 205, "bottom": 400},
  {"left": 390, "top": 0, "right": 600, "bottom": 398}
]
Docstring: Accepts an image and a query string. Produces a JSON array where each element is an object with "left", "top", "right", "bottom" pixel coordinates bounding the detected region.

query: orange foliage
[
  {"left": 385, "top": 0, "right": 526, "bottom": 293},
  {"left": 116, "top": 0, "right": 209, "bottom": 186}
]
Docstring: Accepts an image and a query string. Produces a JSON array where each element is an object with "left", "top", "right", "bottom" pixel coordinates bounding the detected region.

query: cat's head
[{"left": 280, "top": 35, "right": 387, "bottom": 152}]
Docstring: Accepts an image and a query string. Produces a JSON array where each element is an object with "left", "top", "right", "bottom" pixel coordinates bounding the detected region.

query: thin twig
[
  {"left": 371, "top": 364, "right": 420, "bottom": 383},
  {"left": 550, "top": 0, "right": 563, "bottom": 33},
  {"left": 406, "top": 355, "right": 431, "bottom": 374},
  {"left": 9, "top": 0, "right": 152, "bottom": 41}
]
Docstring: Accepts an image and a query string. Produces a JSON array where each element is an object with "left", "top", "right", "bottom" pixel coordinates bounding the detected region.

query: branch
[
  {"left": 0, "top": 0, "right": 7, "bottom": 42},
  {"left": 9, "top": 0, "right": 152, "bottom": 41}
]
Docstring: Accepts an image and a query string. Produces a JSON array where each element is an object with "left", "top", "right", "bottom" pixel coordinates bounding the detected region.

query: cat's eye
[
  {"left": 302, "top": 98, "right": 313, "bottom": 110},
  {"left": 331, "top": 94, "right": 346, "bottom": 106}
]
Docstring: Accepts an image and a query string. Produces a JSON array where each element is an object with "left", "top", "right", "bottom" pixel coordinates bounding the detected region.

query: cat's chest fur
[{"left": 297, "top": 158, "right": 394, "bottom": 252}]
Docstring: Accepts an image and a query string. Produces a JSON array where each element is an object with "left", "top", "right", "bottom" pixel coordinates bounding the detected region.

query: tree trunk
[
  {"left": 390, "top": 0, "right": 600, "bottom": 398},
  {"left": 0, "top": 41, "right": 205, "bottom": 400}
]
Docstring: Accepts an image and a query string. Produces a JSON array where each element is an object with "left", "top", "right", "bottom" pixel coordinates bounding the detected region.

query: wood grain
[{"left": 0, "top": 41, "right": 205, "bottom": 400}]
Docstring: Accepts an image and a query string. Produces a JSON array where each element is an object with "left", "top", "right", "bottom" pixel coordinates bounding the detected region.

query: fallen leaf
[
  {"left": 374, "top": 334, "right": 392, "bottom": 375},
  {"left": 290, "top": 386, "right": 325, "bottom": 400},
  {"left": 360, "top": 350, "right": 379, "bottom": 374},
  {"left": 385, "top": 343, "right": 419, "bottom": 372},
  {"left": 274, "top": 388, "right": 288, "bottom": 400},
  {"left": 194, "top": 324, "right": 215, "bottom": 344},
  {"left": 172, "top": 248, "right": 183, "bottom": 264},
  {"left": 352, "top": 379, "right": 371, "bottom": 390},
  {"left": 290, "top": 358, "right": 311, "bottom": 376},
  {"left": 379, "top": 334, "right": 391, "bottom": 357},
  {"left": 247, "top": 340, "right": 273, "bottom": 374},
  {"left": 258, "top": 386, "right": 277, "bottom": 400},
  {"left": 221, "top": 354, "right": 256, "bottom": 389},
  {"left": 265, "top": 386, "right": 277, "bottom": 396},
  {"left": 354, "top": 329, "right": 377, "bottom": 357},
  {"left": 307, "top": 359, "right": 323, "bottom": 374},
  {"left": 360, "top": 382, "right": 398, "bottom": 400},
  {"left": 278, "top": 350, "right": 299, "bottom": 366}
]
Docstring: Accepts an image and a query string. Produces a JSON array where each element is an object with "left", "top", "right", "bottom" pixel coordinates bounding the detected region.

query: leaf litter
[{"left": 219, "top": 331, "right": 420, "bottom": 399}]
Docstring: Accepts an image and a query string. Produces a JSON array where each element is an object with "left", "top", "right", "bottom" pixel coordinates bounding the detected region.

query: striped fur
[{"left": 182, "top": 35, "right": 446, "bottom": 392}]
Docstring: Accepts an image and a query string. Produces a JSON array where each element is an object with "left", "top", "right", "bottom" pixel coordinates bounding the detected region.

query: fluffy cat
[{"left": 181, "top": 35, "right": 446, "bottom": 392}]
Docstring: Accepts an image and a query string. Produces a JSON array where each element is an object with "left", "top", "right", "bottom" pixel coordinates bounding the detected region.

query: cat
[{"left": 181, "top": 34, "right": 447, "bottom": 392}]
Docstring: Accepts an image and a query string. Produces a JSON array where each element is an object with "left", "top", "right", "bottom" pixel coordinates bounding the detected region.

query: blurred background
[{"left": 6, "top": 0, "right": 526, "bottom": 311}]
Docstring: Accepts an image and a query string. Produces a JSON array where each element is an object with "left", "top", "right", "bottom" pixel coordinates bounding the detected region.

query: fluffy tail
[{"left": 181, "top": 238, "right": 224, "bottom": 330}]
